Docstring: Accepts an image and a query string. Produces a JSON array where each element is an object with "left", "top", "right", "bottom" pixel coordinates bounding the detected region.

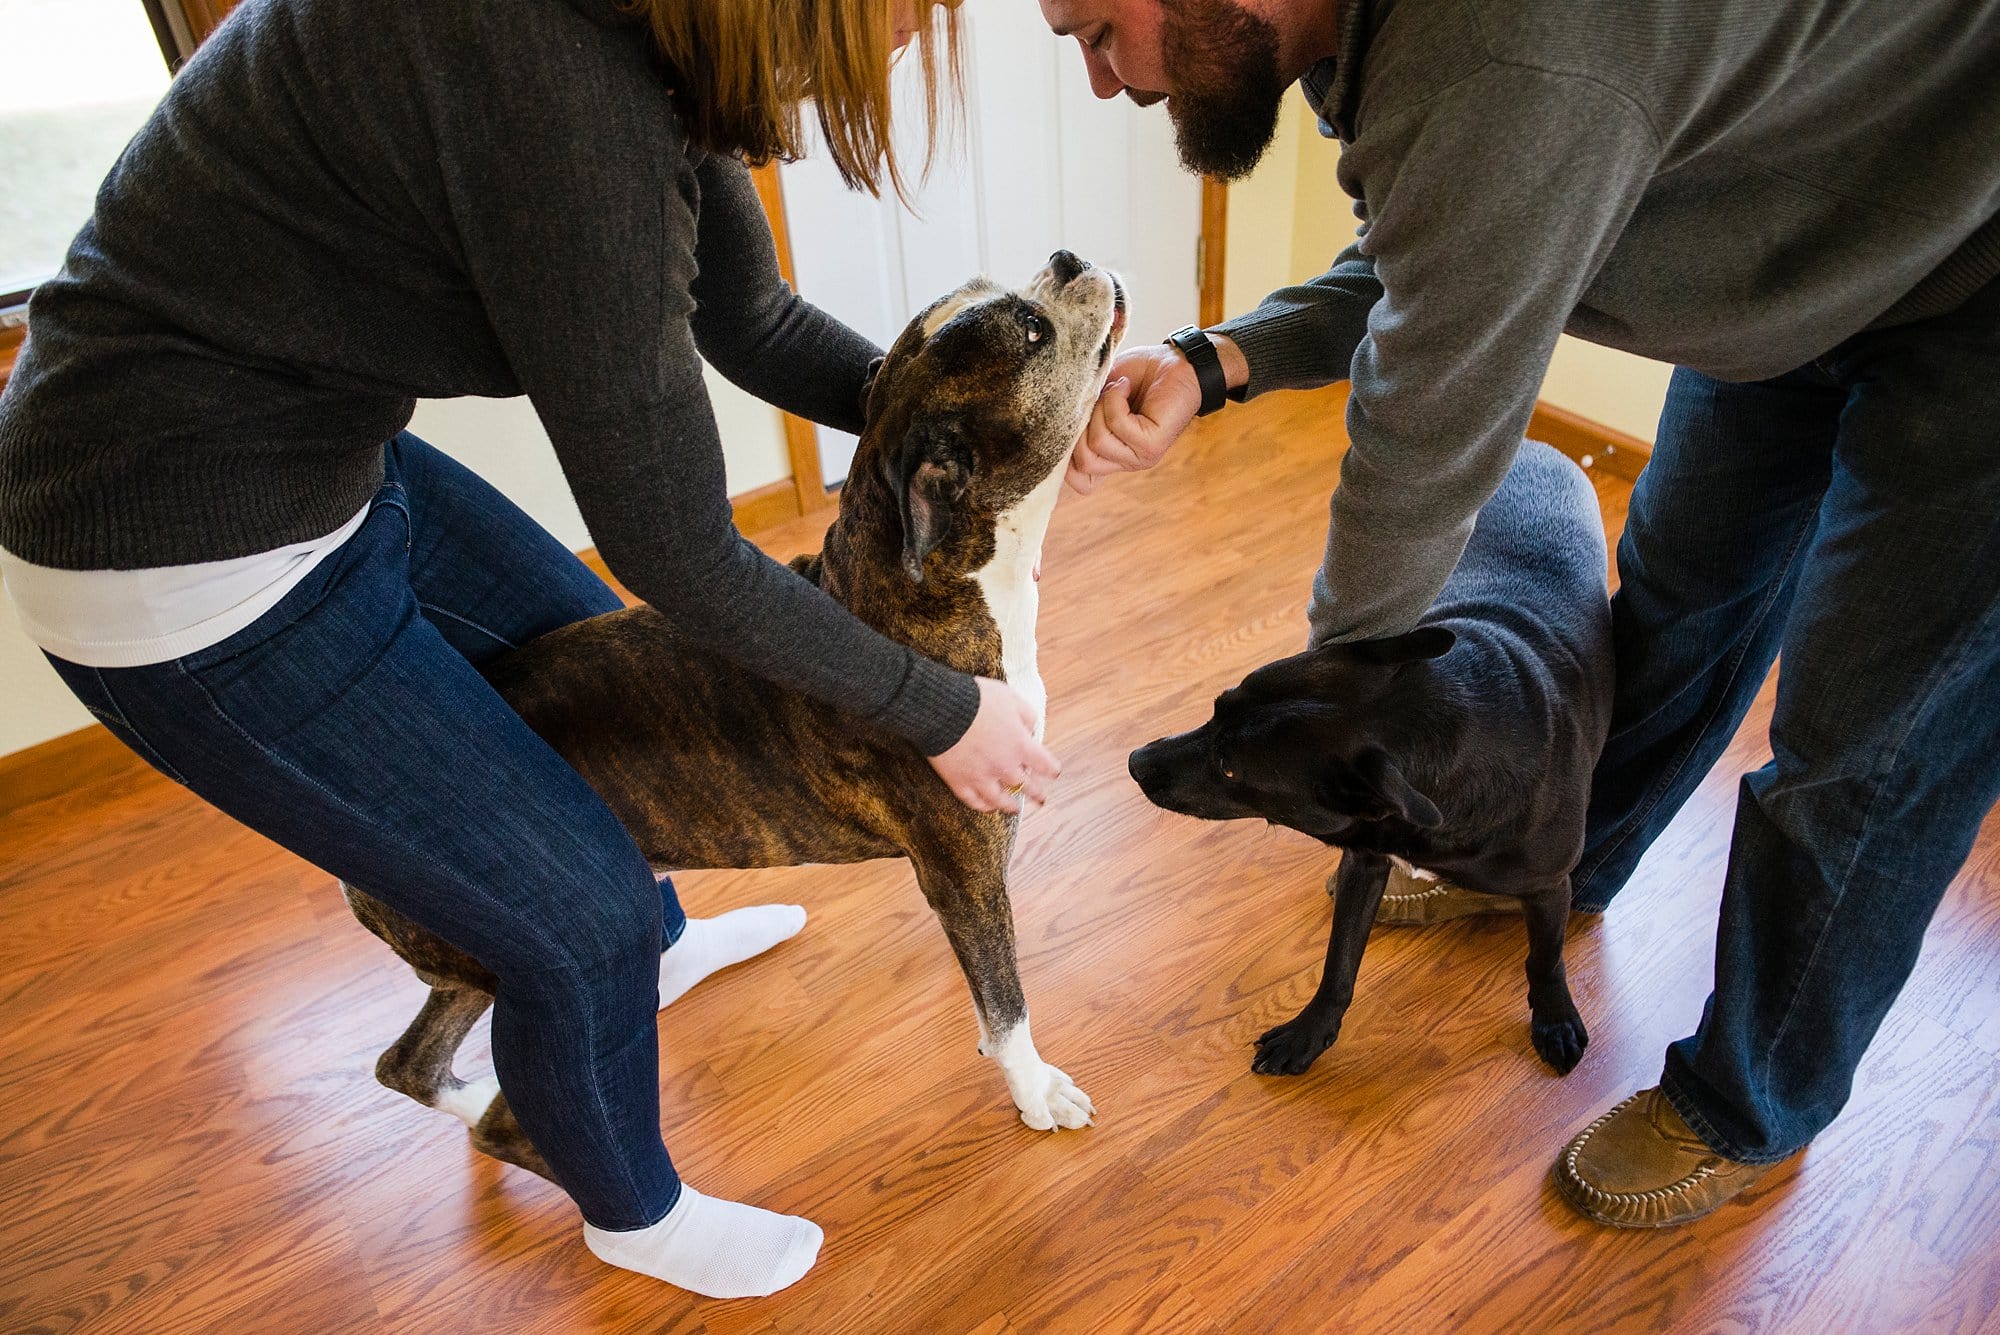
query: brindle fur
[{"left": 345, "top": 257, "right": 1123, "bottom": 1171}]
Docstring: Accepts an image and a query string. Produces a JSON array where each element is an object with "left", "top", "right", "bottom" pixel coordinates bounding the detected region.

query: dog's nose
[{"left": 1049, "top": 249, "right": 1090, "bottom": 285}]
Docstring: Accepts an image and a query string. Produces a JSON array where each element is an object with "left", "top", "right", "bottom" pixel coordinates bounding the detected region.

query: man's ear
[
  {"left": 1345, "top": 625, "right": 1456, "bottom": 667},
  {"left": 1325, "top": 747, "right": 1443, "bottom": 829},
  {"left": 882, "top": 412, "right": 974, "bottom": 582},
  {"left": 858, "top": 356, "right": 886, "bottom": 426}
]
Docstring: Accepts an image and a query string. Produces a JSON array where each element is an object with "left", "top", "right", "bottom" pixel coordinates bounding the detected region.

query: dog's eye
[{"left": 1023, "top": 313, "right": 1046, "bottom": 346}]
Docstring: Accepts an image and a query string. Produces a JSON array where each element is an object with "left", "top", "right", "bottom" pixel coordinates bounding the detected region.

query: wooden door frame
[
  {"left": 1199, "top": 177, "right": 1228, "bottom": 328},
  {"left": 749, "top": 163, "right": 834, "bottom": 516}
]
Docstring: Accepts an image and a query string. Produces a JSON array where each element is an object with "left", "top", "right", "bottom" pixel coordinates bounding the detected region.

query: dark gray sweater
[
  {"left": 1214, "top": 0, "right": 2000, "bottom": 644},
  {"left": 0, "top": 0, "right": 979, "bottom": 755}
]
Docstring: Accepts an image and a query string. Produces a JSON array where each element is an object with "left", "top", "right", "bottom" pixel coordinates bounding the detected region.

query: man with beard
[{"left": 1040, "top": 0, "right": 2000, "bottom": 1229}]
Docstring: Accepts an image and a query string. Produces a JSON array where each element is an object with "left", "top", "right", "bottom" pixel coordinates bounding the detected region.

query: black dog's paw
[
  {"left": 1531, "top": 1013, "right": 1589, "bottom": 1074},
  {"left": 1252, "top": 1016, "right": 1339, "bottom": 1076}
]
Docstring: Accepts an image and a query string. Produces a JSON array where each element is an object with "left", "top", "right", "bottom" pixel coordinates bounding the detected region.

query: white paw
[
  {"left": 1011, "top": 1062, "right": 1095, "bottom": 1132},
  {"left": 435, "top": 1074, "right": 500, "bottom": 1128}
]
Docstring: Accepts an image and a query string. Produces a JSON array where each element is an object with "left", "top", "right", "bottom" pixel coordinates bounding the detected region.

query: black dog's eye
[{"left": 1022, "top": 312, "right": 1046, "bottom": 346}]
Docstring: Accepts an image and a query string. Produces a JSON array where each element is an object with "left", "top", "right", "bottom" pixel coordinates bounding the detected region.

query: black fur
[{"left": 1129, "top": 443, "right": 1613, "bottom": 1076}]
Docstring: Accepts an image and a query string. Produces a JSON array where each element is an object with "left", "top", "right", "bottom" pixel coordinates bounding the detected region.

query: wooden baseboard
[
  {"left": 0, "top": 721, "right": 150, "bottom": 819},
  {"left": 730, "top": 476, "right": 806, "bottom": 533},
  {"left": 1528, "top": 401, "right": 1652, "bottom": 483}
]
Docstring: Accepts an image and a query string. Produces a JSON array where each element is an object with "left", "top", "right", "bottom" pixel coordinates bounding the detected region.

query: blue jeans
[
  {"left": 48, "top": 432, "right": 686, "bottom": 1230},
  {"left": 1572, "top": 279, "right": 2000, "bottom": 1162}
]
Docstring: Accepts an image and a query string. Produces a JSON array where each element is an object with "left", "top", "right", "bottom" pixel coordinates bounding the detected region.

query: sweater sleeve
[
  {"left": 419, "top": 15, "right": 976, "bottom": 754},
  {"left": 1209, "top": 240, "right": 1381, "bottom": 397},
  {"left": 687, "top": 155, "right": 881, "bottom": 436},
  {"left": 1302, "top": 63, "right": 1660, "bottom": 644}
]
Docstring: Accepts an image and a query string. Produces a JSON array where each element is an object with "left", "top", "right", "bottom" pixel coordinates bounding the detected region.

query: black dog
[{"left": 1129, "top": 442, "right": 1612, "bottom": 1076}]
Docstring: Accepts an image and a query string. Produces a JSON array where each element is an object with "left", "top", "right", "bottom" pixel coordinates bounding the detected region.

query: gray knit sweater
[
  {"left": 1213, "top": 0, "right": 2000, "bottom": 644},
  {"left": 0, "top": 0, "right": 979, "bottom": 755}
]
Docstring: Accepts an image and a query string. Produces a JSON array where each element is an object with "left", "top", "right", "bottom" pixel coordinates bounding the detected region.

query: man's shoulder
[{"left": 1358, "top": 0, "right": 1667, "bottom": 133}]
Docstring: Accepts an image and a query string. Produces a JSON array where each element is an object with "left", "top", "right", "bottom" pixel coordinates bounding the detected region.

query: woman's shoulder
[{"left": 399, "top": 0, "right": 699, "bottom": 155}]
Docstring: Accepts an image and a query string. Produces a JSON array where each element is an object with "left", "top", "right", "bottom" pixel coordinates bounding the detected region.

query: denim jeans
[
  {"left": 47, "top": 432, "right": 687, "bottom": 1229},
  {"left": 1571, "top": 278, "right": 2000, "bottom": 1162}
]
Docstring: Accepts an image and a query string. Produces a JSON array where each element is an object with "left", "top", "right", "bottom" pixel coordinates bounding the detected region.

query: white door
[{"left": 781, "top": 4, "right": 1201, "bottom": 485}]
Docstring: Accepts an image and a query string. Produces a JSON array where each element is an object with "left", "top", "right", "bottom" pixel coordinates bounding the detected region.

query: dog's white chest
[{"left": 974, "top": 468, "right": 1063, "bottom": 739}]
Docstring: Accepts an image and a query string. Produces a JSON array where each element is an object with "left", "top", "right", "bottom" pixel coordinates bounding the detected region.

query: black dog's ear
[
  {"left": 858, "top": 356, "right": 886, "bottom": 425},
  {"left": 1345, "top": 625, "right": 1456, "bottom": 667},
  {"left": 1327, "top": 747, "right": 1443, "bottom": 829},
  {"left": 882, "top": 412, "right": 974, "bottom": 582}
]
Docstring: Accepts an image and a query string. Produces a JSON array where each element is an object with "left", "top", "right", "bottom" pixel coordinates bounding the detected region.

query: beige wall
[
  {"left": 1541, "top": 337, "right": 1672, "bottom": 443},
  {"left": 1224, "top": 100, "right": 1672, "bottom": 444},
  {"left": 1223, "top": 99, "right": 1314, "bottom": 318},
  {"left": 0, "top": 617, "right": 90, "bottom": 756},
  {"left": 1224, "top": 100, "right": 1359, "bottom": 324},
  {"left": 0, "top": 371, "right": 791, "bottom": 759}
]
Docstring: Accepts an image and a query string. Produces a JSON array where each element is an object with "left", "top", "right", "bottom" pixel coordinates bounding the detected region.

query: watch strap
[{"left": 1166, "top": 325, "right": 1228, "bottom": 417}]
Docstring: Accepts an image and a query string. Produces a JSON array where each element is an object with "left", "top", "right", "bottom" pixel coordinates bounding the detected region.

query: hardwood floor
[{"left": 3, "top": 384, "right": 1995, "bottom": 1333}]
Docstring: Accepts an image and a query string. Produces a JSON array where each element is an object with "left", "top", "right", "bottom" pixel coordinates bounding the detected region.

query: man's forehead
[{"left": 1038, "top": 0, "right": 1107, "bottom": 35}]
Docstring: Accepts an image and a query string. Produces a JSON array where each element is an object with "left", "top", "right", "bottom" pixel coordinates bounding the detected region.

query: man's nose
[
  {"left": 1079, "top": 43, "right": 1125, "bottom": 100},
  {"left": 1049, "top": 250, "right": 1090, "bottom": 285}
]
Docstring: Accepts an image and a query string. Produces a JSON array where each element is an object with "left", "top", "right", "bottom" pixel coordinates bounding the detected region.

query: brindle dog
[{"left": 343, "top": 252, "right": 1126, "bottom": 1178}]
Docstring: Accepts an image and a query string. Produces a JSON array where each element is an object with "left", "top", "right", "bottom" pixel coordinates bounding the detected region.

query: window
[{"left": 1, "top": 0, "right": 173, "bottom": 306}]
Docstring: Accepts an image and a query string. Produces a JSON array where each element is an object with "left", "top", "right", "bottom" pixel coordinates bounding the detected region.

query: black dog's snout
[
  {"left": 1128, "top": 742, "right": 1169, "bottom": 796},
  {"left": 1049, "top": 249, "right": 1090, "bottom": 284}
]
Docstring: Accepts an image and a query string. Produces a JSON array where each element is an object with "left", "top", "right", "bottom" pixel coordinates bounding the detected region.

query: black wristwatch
[{"left": 1166, "top": 325, "right": 1228, "bottom": 417}]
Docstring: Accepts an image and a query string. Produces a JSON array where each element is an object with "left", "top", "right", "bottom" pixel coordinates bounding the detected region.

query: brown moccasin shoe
[
  {"left": 1353, "top": 862, "right": 1523, "bottom": 925},
  {"left": 1553, "top": 1087, "right": 1787, "bottom": 1227}
]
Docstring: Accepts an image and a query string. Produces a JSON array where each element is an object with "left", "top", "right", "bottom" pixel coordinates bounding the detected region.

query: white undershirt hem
[{"left": 0, "top": 501, "right": 373, "bottom": 669}]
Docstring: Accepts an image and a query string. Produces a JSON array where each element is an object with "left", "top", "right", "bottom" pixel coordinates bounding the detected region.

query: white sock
[
  {"left": 657, "top": 904, "right": 807, "bottom": 1009},
  {"left": 583, "top": 1185, "right": 822, "bottom": 1298}
]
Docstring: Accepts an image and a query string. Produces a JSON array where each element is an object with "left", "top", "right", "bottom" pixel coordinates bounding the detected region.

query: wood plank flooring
[{"left": 3, "top": 383, "right": 1996, "bottom": 1333}]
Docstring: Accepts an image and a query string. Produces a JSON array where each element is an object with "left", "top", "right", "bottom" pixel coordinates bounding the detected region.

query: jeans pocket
[
  {"left": 77, "top": 696, "right": 191, "bottom": 787},
  {"left": 180, "top": 496, "right": 408, "bottom": 678}
]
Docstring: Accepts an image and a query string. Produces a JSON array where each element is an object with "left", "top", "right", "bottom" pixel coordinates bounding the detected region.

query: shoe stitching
[{"left": 1558, "top": 1095, "right": 1737, "bottom": 1211}]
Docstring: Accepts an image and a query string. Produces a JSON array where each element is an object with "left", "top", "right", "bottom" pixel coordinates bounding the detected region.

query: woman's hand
[{"left": 929, "top": 677, "right": 1062, "bottom": 814}]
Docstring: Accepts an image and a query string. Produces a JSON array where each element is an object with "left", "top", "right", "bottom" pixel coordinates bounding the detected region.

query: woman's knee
[{"left": 495, "top": 857, "right": 665, "bottom": 981}]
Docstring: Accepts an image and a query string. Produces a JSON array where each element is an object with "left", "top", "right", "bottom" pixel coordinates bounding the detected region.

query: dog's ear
[
  {"left": 1324, "top": 747, "right": 1443, "bottom": 829},
  {"left": 858, "top": 356, "right": 886, "bottom": 425},
  {"left": 1345, "top": 626, "right": 1456, "bottom": 667},
  {"left": 882, "top": 412, "right": 974, "bottom": 582}
]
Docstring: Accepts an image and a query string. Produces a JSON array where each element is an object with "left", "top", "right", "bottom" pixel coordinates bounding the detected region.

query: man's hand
[
  {"left": 1067, "top": 344, "right": 1200, "bottom": 494},
  {"left": 928, "top": 677, "right": 1062, "bottom": 814},
  {"left": 1067, "top": 333, "right": 1248, "bottom": 495}
]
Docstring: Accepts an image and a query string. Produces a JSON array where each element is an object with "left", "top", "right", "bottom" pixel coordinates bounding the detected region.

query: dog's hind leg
[
  {"left": 377, "top": 977, "right": 556, "bottom": 1180},
  {"left": 374, "top": 976, "right": 500, "bottom": 1128},
  {"left": 912, "top": 838, "right": 1094, "bottom": 1132},
  {"left": 1254, "top": 850, "right": 1391, "bottom": 1076},
  {"left": 470, "top": 1092, "right": 556, "bottom": 1181},
  {"left": 1522, "top": 880, "right": 1588, "bottom": 1074}
]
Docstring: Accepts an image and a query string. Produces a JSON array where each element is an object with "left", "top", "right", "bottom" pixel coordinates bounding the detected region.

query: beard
[{"left": 1156, "top": 0, "right": 1289, "bottom": 180}]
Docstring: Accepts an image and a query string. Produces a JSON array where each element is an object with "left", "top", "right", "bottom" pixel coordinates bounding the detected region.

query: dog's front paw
[
  {"left": 1010, "top": 1062, "right": 1095, "bottom": 1131},
  {"left": 1252, "top": 1015, "right": 1339, "bottom": 1076},
  {"left": 1531, "top": 1012, "right": 1589, "bottom": 1074}
]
